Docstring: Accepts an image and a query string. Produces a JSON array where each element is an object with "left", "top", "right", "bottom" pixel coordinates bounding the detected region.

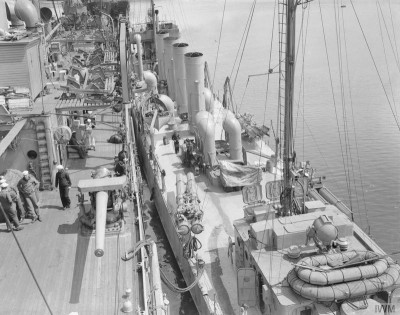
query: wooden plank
[{"left": 77, "top": 176, "right": 127, "bottom": 193}]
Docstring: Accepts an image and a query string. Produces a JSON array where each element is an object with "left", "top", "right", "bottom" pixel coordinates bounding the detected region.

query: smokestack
[
  {"left": 14, "top": 0, "right": 39, "bottom": 29},
  {"left": 94, "top": 191, "right": 108, "bottom": 257},
  {"left": 163, "top": 36, "right": 179, "bottom": 101},
  {"left": 173, "top": 43, "right": 189, "bottom": 115},
  {"left": 134, "top": 34, "right": 144, "bottom": 81},
  {"left": 155, "top": 30, "right": 169, "bottom": 81},
  {"left": 185, "top": 52, "right": 205, "bottom": 126}
]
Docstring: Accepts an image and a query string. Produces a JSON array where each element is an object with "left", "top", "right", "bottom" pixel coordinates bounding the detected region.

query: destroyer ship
[
  {"left": 128, "top": 0, "right": 400, "bottom": 314},
  {"left": 0, "top": 0, "right": 169, "bottom": 314}
]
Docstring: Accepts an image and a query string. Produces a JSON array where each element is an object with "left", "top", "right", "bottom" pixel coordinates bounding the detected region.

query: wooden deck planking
[{"left": 0, "top": 107, "right": 134, "bottom": 314}]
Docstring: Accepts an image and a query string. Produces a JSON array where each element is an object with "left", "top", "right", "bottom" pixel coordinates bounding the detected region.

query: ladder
[{"left": 36, "top": 121, "right": 52, "bottom": 190}]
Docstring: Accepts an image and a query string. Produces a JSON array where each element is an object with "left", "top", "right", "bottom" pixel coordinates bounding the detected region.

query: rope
[
  {"left": 0, "top": 203, "right": 54, "bottom": 315},
  {"left": 183, "top": 235, "right": 202, "bottom": 259},
  {"left": 160, "top": 265, "right": 204, "bottom": 293}
]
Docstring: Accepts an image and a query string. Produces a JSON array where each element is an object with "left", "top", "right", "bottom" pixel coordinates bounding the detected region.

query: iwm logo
[{"left": 375, "top": 304, "right": 396, "bottom": 313}]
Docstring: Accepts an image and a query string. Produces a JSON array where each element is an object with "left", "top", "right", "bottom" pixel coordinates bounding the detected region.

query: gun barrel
[{"left": 95, "top": 190, "right": 108, "bottom": 257}]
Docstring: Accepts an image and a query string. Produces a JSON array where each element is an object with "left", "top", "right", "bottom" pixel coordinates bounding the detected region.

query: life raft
[
  {"left": 295, "top": 250, "right": 389, "bottom": 285},
  {"left": 287, "top": 251, "right": 400, "bottom": 302}
]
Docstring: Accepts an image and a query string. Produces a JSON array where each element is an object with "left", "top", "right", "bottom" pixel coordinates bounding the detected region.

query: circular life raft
[
  {"left": 288, "top": 250, "right": 400, "bottom": 302},
  {"left": 295, "top": 250, "right": 389, "bottom": 285}
]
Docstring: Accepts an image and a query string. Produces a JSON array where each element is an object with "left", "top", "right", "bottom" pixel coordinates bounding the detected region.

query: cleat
[{"left": 14, "top": 226, "right": 24, "bottom": 231}]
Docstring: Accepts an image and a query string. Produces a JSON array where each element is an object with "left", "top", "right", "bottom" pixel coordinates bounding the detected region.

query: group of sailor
[{"left": 0, "top": 171, "right": 42, "bottom": 232}]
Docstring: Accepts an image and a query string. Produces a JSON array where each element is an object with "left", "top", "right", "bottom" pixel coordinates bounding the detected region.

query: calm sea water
[{"left": 135, "top": 0, "right": 400, "bottom": 313}]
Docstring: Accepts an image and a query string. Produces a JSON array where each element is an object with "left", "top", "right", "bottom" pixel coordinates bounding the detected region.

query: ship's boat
[
  {"left": 287, "top": 251, "right": 400, "bottom": 302},
  {"left": 294, "top": 250, "right": 390, "bottom": 285}
]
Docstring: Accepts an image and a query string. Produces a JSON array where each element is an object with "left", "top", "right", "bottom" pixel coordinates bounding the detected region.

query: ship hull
[{"left": 132, "top": 110, "right": 215, "bottom": 315}]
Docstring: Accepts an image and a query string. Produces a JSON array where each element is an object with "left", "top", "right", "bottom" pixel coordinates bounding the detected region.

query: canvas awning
[{"left": 0, "top": 119, "right": 26, "bottom": 157}]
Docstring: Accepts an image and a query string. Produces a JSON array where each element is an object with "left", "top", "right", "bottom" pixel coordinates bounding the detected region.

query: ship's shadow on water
[{"left": 142, "top": 194, "right": 198, "bottom": 314}]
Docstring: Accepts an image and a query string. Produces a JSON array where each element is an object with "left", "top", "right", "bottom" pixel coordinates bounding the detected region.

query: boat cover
[{"left": 219, "top": 160, "right": 262, "bottom": 187}]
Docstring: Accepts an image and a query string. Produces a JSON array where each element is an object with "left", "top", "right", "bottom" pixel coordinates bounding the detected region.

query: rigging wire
[
  {"left": 376, "top": 1, "right": 398, "bottom": 118},
  {"left": 212, "top": 0, "right": 227, "bottom": 88},
  {"left": 229, "top": 0, "right": 256, "bottom": 80},
  {"left": 318, "top": 0, "right": 354, "bottom": 220},
  {"left": 334, "top": 0, "right": 354, "bottom": 213},
  {"left": 340, "top": 0, "right": 370, "bottom": 231},
  {"left": 232, "top": 0, "right": 257, "bottom": 96},
  {"left": 349, "top": 0, "right": 400, "bottom": 132},
  {"left": 377, "top": 0, "right": 400, "bottom": 73},
  {"left": 388, "top": 0, "right": 400, "bottom": 72}
]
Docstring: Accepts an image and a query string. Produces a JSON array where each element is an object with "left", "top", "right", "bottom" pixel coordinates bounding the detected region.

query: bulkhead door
[{"left": 237, "top": 268, "right": 257, "bottom": 308}]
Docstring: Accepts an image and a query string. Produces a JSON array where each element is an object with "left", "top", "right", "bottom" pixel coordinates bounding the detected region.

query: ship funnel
[
  {"left": 134, "top": 34, "right": 144, "bottom": 81},
  {"left": 163, "top": 36, "right": 179, "bottom": 101},
  {"left": 5, "top": 0, "right": 24, "bottom": 27},
  {"left": 94, "top": 191, "right": 108, "bottom": 257},
  {"left": 204, "top": 87, "right": 214, "bottom": 113},
  {"left": 173, "top": 43, "right": 189, "bottom": 115},
  {"left": 223, "top": 110, "right": 242, "bottom": 161},
  {"left": 195, "top": 111, "right": 216, "bottom": 166},
  {"left": 185, "top": 52, "right": 205, "bottom": 126},
  {"left": 155, "top": 30, "right": 169, "bottom": 81},
  {"left": 14, "top": 0, "right": 39, "bottom": 29}
]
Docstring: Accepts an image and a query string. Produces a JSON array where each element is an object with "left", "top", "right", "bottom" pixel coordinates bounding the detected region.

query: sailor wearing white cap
[
  {"left": 55, "top": 165, "right": 72, "bottom": 209},
  {"left": 84, "top": 118, "right": 96, "bottom": 150},
  {"left": 17, "top": 171, "right": 41, "bottom": 222},
  {"left": 0, "top": 182, "right": 24, "bottom": 231}
]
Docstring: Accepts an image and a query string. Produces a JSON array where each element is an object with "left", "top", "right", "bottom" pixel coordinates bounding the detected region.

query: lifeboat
[
  {"left": 295, "top": 250, "right": 389, "bottom": 285},
  {"left": 287, "top": 251, "right": 400, "bottom": 302}
]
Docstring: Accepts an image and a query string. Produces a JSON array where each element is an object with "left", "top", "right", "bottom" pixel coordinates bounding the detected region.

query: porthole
[{"left": 27, "top": 150, "right": 38, "bottom": 159}]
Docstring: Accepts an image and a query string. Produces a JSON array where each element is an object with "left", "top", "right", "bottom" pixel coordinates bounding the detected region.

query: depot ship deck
[{"left": 0, "top": 95, "right": 136, "bottom": 314}]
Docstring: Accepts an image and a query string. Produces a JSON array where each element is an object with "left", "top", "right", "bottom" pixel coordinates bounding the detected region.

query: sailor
[
  {"left": 115, "top": 158, "right": 127, "bottom": 177},
  {"left": 55, "top": 165, "right": 72, "bottom": 210},
  {"left": 8, "top": 181, "right": 29, "bottom": 223},
  {"left": 68, "top": 131, "right": 86, "bottom": 159},
  {"left": 18, "top": 170, "right": 41, "bottom": 222},
  {"left": 0, "top": 183, "right": 24, "bottom": 232},
  {"left": 84, "top": 118, "right": 95, "bottom": 150},
  {"left": 172, "top": 131, "right": 180, "bottom": 154}
]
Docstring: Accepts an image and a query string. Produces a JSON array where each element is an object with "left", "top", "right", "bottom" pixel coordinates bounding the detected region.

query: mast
[
  {"left": 151, "top": 0, "right": 157, "bottom": 62},
  {"left": 282, "top": 0, "right": 297, "bottom": 215}
]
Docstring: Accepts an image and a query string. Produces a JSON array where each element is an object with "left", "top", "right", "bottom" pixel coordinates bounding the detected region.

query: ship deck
[
  {"left": 0, "top": 101, "right": 135, "bottom": 314},
  {"left": 148, "top": 119, "right": 278, "bottom": 315}
]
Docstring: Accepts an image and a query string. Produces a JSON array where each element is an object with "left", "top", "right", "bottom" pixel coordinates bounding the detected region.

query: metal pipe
[
  {"left": 150, "top": 241, "right": 165, "bottom": 314},
  {"left": 94, "top": 190, "right": 108, "bottom": 257},
  {"left": 134, "top": 34, "right": 144, "bottom": 81},
  {"left": 222, "top": 109, "right": 242, "bottom": 161},
  {"left": 14, "top": 0, "right": 39, "bottom": 29},
  {"left": 176, "top": 173, "right": 186, "bottom": 208}
]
